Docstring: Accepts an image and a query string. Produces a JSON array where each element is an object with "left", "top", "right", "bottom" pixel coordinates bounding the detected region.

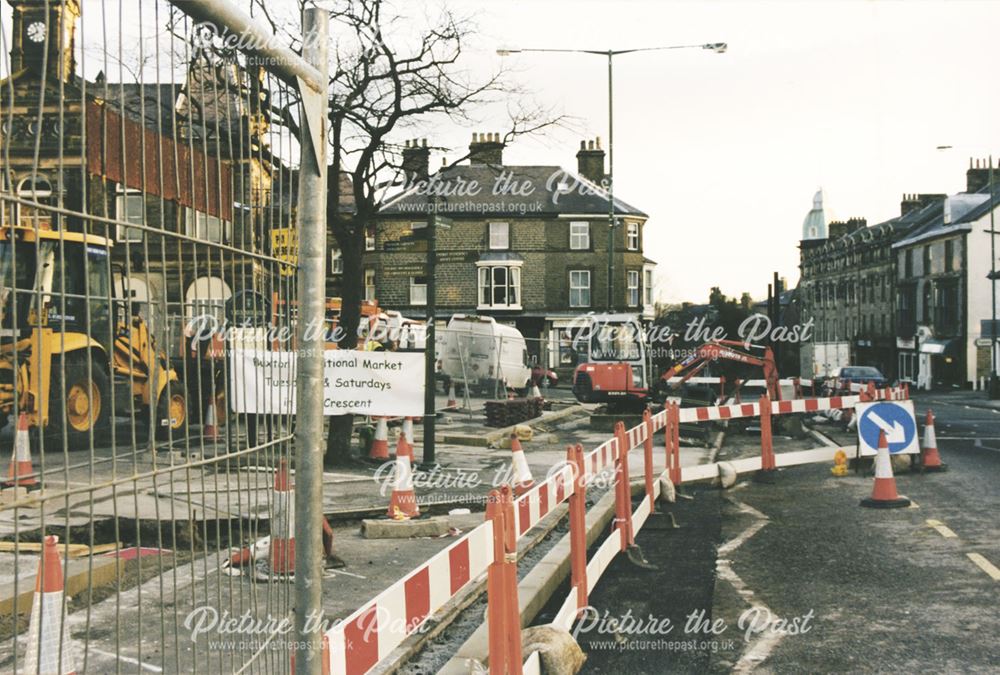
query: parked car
[{"left": 827, "top": 365, "right": 888, "bottom": 392}]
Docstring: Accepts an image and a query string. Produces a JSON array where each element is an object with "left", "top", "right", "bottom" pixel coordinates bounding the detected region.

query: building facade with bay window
[{"left": 369, "top": 134, "right": 654, "bottom": 370}]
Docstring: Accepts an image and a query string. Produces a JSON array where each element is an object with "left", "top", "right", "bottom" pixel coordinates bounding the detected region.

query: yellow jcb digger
[{"left": 0, "top": 224, "right": 187, "bottom": 444}]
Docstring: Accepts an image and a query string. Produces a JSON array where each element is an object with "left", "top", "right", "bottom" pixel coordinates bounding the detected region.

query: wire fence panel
[{"left": 0, "top": 2, "right": 314, "bottom": 672}]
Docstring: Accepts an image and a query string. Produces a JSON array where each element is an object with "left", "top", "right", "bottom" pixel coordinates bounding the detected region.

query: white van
[
  {"left": 372, "top": 310, "right": 426, "bottom": 351},
  {"left": 440, "top": 315, "right": 531, "bottom": 395}
]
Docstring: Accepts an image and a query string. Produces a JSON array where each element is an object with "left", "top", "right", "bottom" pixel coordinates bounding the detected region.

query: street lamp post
[{"left": 498, "top": 43, "right": 726, "bottom": 311}]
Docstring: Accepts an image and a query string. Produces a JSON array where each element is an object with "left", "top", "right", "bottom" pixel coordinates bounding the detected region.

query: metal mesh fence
[{"left": 0, "top": 1, "right": 315, "bottom": 672}]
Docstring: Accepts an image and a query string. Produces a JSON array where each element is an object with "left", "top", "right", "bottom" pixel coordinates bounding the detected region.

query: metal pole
[
  {"left": 422, "top": 209, "right": 438, "bottom": 468},
  {"left": 607, "top": 51, "right": 615, "bottom": 311},
  {"left": 294, "top": 8, "right": 328, "bottom": 674},
  {"left": 169, "top": 0, "right": 324, "bottom": 92}
]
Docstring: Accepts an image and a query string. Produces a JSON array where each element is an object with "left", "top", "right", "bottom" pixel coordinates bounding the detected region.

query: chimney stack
[
  {"left": 828, "top": 217, "right": 867, "bottom": 240},
  {"left": 966, "top": 157, "right": 997, "bottom": 193},
  {"left": 401, "top": 138, "right": 430, "bottom": 183},
  {"left": 468, "top": 132, "right": 504, "bottom": 166},
  {"left": 900, "top": 192, "right": 946, "bottom": 217},
  {"left": 576, "top": 137, "right": 605, "bottom": 185}
]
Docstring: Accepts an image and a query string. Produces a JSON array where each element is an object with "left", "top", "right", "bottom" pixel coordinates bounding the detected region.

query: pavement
[{"left": 567, "top": 390, "right": 1000, "bottom": 674}]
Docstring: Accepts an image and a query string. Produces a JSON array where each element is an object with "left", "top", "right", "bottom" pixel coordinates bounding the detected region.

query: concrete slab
[{"left": 361, "top": 516, "right": 451, "bottom": 539}]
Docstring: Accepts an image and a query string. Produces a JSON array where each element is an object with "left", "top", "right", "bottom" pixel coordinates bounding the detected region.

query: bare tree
[{"left": 246, "top": 0, "right": 563, "bottom": 464}]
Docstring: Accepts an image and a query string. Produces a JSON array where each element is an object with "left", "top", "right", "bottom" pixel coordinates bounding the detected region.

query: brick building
[{"left": 368, "top": 134, "right": 655, "bottom": 369}]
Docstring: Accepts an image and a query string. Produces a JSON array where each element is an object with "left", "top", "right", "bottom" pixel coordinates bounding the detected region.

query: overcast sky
[
  {"left": 428, "top": 0, "right": 1000, "bottom": 304},
  {"left": 4, "top": 0, "right": 999, "bottom": 305}
]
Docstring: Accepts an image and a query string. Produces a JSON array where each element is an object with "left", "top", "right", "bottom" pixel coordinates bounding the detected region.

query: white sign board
[
  {"left": 855, "top": 400, "right": 919, "bottom": 456},
  {"left": 229, "top": 349, "right": 426, "bottom": 417}
]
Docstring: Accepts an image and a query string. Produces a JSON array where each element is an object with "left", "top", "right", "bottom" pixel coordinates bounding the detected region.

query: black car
[{"left": 830, "top": 366, "right": 888, "bottom": 390}]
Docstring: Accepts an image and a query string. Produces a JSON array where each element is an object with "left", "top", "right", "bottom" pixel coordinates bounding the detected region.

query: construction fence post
[
  {"left": 500, "top": 485, "right": 523, "bottom": 672},
  {"left": 613, "top": 422, "right": 635, "bottom": 551},
  {"left": 758, "top": 394, "right": 776, "bottom": 475},
  {"left": 642, "top": 410, "right": 655, "bottom": 513},
  {"left": 568, "top": 444, "right": 589, "bottom": 614},
  {"left": 486, "top": 490, "right": 509, "bottom": 675},
  {"left": 294, "top": 8, "right": 329, "bottom": 675}
]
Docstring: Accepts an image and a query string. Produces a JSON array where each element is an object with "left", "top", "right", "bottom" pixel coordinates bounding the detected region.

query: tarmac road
[{"left": 575, "top": 391, "right": 1000, "bottom": 674}]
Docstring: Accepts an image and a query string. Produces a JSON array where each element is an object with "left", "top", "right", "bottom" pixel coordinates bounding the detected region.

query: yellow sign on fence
[{"left": 272, "top": 227, "right": 297, "bottom": 276}]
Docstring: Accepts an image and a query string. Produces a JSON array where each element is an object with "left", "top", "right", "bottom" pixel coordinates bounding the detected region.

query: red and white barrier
[
  {"left": 325, "top": 381, "right": 913, "bottom": 674},
  {"left": 323, "top": 521, "right": 494, "bottom": 675},
  {"left": 270, "top": 459, "right": 295, "bottom": 574}
]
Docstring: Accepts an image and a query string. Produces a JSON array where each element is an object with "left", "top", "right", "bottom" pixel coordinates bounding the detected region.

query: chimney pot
[
  {"left": 422, "top": 138, "right": 427, "bottom": 147},
  {"left": 580, "top": 140, "right": 586, "bottom": 150}
]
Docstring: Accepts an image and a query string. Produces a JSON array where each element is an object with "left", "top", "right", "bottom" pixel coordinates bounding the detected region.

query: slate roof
[
  {"left": 893, "top": 186, "right": 997, "bottom": 249},
  {"left": 379, "top": 164, "right": 648, "bottom": 218}
]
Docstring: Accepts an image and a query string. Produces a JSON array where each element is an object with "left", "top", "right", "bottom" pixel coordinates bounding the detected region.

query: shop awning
[{"left": 919, "top": 338, "right": 958, "bottom": 355}]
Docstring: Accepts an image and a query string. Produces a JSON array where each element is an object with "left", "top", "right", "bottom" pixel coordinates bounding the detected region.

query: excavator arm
[{"left": 658, "top": 339, "right": 781, "bottom": 400}]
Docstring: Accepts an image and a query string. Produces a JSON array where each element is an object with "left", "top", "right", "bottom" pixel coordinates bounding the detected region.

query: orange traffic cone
[
  {"left": 861, "top": 430, "right": 910, "bottom": 508},
  {"left": 510, "top": 432, "right": 534, "bottom": 496},
  {"left": 5, "top": 412, "right": 37, "bottom": 488},
  {"left": 24, "top": 535, "right": 76, "bottom": 674},
  {"left": 446, "top": 382, "right": 458, "bottom": 409},
  {"left": 921, "top": 409, "right": 946, "bottom": 472},
  {"left": 270, "top": 458, "right": 295, "bottom": 574},
  {"left": 387, "top": 433, "right": 419, "bottom": 519},
  {"left": 203, "top": 400, "right": 219, "bottom": 440},
  {"left": 369, "top": 417, "right": 389, "bottom": 460},
  {"left": 402, "top": 417, "right": 415, "bottom": 447}
]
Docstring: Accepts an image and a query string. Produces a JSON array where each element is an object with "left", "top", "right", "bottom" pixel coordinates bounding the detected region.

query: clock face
[{"left": 26, "top": 21, "right": 47, "bottom": 44}]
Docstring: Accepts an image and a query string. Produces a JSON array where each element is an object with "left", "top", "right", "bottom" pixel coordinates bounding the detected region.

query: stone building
[
  {"left": 368, "top": 134, "right": 655, "bottom": 369},
  {"left": 0, "top": 0, "right": 282, "bottom": 350},
  {"left": 893, "top": 162, "right": 1000, "bottom": 389},
  {"left": 797, "top": 188, "right": 944, "bottom": 379}
]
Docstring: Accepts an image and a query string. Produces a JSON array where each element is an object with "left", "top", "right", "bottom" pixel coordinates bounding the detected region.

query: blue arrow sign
[{"left": 856, "top": 401, "right": 918, "bottom": 455}]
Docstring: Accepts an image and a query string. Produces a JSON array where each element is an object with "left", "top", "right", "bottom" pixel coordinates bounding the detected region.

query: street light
[
  {"left": 498, "top": 43, "right": 727, "bottom": 311},
  {"left": 937, "top": 145, "right": 998, "bottom": 396}
]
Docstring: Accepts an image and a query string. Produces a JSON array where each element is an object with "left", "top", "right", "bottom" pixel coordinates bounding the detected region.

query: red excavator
[{"left": 652, "top": 339, "right": 781, "bottom": 404}]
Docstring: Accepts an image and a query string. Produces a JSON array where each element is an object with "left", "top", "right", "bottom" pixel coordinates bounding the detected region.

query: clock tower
[{"left": 7, "top": 0, "right": 81, "bottom": 83}]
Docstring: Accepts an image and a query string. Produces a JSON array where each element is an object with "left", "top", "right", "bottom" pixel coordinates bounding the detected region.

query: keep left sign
[{"left": 855, "top": 400, "right": 919, "bottom": 456}]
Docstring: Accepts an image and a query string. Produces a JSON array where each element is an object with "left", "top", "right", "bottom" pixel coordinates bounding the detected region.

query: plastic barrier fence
[{"left": 323, "top": 384, "right": 910, "bottom": 674}]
